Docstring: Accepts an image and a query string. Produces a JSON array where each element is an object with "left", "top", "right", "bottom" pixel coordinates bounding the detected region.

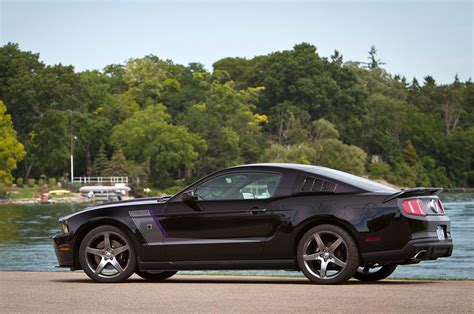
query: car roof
[
  {"left": 229, "top": 163, "right": 398, "bottom": 193},
  {"left": 230, "top": 163, "right": 342, "bottom": 175}
]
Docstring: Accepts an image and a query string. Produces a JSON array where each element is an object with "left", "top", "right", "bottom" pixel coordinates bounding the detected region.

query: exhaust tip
[{"left": 412, "top": 250, "right": 428, "bottom": 261}]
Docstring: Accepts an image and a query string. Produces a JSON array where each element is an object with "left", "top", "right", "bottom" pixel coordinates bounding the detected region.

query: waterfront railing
[{"left": 73, "top": 177, "right": 129, "bottom": 185}]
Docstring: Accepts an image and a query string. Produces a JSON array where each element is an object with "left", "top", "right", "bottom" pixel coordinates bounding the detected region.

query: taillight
[
  {"left": 402, "top": 199, "right": 427, "bottom": 216},
  {"left": 437, "top": 200, "right": 445, "bottom": 214}
]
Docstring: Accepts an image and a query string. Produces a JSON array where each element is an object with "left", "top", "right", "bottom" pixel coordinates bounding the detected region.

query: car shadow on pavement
[{"left": 50, "top": 276, "right": 434, "bottom": 285}]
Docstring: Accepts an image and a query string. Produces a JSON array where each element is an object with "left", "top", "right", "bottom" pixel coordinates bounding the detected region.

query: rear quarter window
[{"left": 292, "top": 174, "right": 358, "bottom": 194}]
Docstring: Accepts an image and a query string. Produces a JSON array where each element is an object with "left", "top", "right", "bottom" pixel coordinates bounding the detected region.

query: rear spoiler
[{"left": 382, "top": 187, "right": 443, "bottom": 203}]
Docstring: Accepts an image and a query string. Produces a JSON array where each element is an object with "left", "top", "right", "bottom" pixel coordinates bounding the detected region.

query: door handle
[{"left": 250, "top": 208, "right": 267, "bottom": 215}]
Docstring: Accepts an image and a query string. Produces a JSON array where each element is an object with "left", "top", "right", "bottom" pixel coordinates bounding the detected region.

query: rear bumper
[
  {"left": 53, "top": 233, "right": 74, "bottom": 268},
  {"left": 362, "top": 237, "right": 453, "bottom": 264}
]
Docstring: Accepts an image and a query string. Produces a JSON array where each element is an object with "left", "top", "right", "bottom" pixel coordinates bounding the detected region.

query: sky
[{"left": 0, "top": 0, "right": 472, "bottom": 84}]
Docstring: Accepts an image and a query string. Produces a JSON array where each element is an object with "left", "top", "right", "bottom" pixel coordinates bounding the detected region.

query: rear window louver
[{"left": 301, "top": 176, "right": 337, "bottom": 193}]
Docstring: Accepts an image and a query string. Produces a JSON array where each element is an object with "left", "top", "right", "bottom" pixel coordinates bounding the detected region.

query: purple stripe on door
[{"left": 150, "top": 210, "right": 169, "bottom": 238}]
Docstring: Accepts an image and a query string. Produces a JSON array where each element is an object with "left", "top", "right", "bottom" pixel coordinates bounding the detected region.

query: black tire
[
  {"left": 297, "top": 224, "right": 359, "bottom": 284},
  {"left": 353, "top": 264, "right": 397, "bottom": 282},
  {"left": 79, "top": 225, "right": 137, "bottom": 283},
  {"left": 136, "top": 271, "right": 177, "bottom": 281}
]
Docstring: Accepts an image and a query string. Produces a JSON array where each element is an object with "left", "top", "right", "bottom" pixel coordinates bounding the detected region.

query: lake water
[{"left": 0, "top": 194, "right": 472, "bottom": 278}]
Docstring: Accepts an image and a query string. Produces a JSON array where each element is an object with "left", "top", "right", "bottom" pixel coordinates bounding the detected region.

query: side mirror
[
  {"left": 182, "top": 190, "right": 197, "bottom": 203},
  {"left": 181, "top": 190, "right": 202, "bottom": 211}
]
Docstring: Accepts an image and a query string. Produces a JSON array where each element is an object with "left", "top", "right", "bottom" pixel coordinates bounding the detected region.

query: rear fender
[{"left": 293, "top": 215, "right": 362, "bottom": 258}]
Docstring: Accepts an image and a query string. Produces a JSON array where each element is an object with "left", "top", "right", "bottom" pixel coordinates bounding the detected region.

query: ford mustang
[{"left": 53, "top": 163, "right": 453, "bottom": 284}]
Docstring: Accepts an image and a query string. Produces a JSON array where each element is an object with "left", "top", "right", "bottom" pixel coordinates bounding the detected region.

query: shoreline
[
  {"left": 0, "top": 195, "right": 136, "bottom": 205},
  {"left": 0, "top": 196, "right": 95, "bottom": 205},
  {"left": 443, "top": 188, "right": 474, "bottom": 193}
]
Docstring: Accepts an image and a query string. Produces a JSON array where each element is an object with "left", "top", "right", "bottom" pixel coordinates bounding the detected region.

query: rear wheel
[
  {"left": 136, "top": 271, "right": 177, "bottom": 281},
  {"left": 79, "top": 225, "right": 136, "bottom": 283},
  {"left": 353, "top": 264, "right": 397, "bottom": 282},
  {"left": 297, "top": 224, "right": 359, "bottom": 284}
]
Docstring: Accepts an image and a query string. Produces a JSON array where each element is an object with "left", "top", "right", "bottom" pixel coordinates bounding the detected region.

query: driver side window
[{"left": 194, "top": 172, "right": 280, "bottom": 201}]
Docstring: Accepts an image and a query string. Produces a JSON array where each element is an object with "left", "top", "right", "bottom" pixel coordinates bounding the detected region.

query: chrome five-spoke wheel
[
  {"left": 79, "top": 225, "right": 136, "bottom": 283},
  {"left": 297, "top": 224, "right": 359, "bottom": 284},
  {"left": 302, "top": 231, "right": 347, "bottom": 279}
]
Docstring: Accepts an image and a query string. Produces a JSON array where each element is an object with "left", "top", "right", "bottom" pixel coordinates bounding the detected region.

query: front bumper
[
  {"left": 362, "top": 237, "right": 453, "bottom": 264},
  {"left": 53, "top": 233, "right": 75, "bottom": 268}
]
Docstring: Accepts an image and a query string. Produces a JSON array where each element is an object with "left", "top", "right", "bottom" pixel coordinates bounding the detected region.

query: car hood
[{"left": 59, "top": 196, "right": 172, "bottom": 222}]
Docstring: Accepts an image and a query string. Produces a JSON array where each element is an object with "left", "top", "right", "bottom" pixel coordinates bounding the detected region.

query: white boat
[{"left": 79, "top": 184, "right": 131, "bottom": 202}]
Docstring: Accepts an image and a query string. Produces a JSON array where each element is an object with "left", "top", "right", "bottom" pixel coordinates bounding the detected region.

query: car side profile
[{"left": 53, "top": 163, "right": 453, "bottom": 284}]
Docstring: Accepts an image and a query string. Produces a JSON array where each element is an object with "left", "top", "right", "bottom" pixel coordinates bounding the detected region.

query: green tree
[
  {"left": 368, "top": 162, "right": 391, "bottom": 179},
  {"left": 364, "top": 45, "right": 386, "bottom": 70},
  {"left": 21, "top": 110, "right": 70, "bottom": 179},
  {"left": 440, "top": 127, "right": 474, "bottom": 186},
  {"left": 310, "top": 118, "right": 340, "bottom": 141},
  {"left": 402, "top": 140, "right": 418, "bottom": 166},
  {"left": 360, "top": 93, "right": 409, "bottom": 160},
  {"left": 261, "top": 139, "right": 367, "bottom": 176},
  {"left": 91, "top": 145, "right": 109, "bottom": 177},
  {"left": 262, "top": 143, "right": 317, "bottom": 165},
  {"left": 128, "top": 160, "right": 151, "bottom": 197},
  {"left": 101, "top": 93, "right": 140, "bottom": 125},
  {"left": 0, "top": 43, "right": 44, "bottom": 137},
  {"left": 440, "top": 77, "right": 466, "bottom": 134},
  {"left": 70, "top": 112, "right": 112, "bottom": 176},
  {"left": 220, "top": 43, "right": 369, "bottom": 145},
  {"left": 212, "top": 56, "right": 265, "bottom": 89},
  {"left": 110, "top": 105, "right": 205, "bottom": 181},
  {"left": 180, "top": 81, "right": 266, "bottom": 175},
  {"left": 316, "top": 139, "right": 367, "bottom": 175},
  {"left": 330, "top": 50, "right": 344, "bottom": 65},
  {"left": 1, "top": 42, "right": 472, "bottom": 188},
  {"left": 102, "top": 150, "right": 129, "bottom": 177},
  {"left": 123, "top": 56, "right": 181, "bottom": 108},
  {"left": 269, "top": 102, "right": 310, "bottom": 145},
  {"left": 0, "top": 101, "right": 25, "bottom": 185}
]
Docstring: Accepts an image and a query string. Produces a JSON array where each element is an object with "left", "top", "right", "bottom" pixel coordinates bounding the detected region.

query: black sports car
[{"left": 53, "top": 163, "right": 453, "bottom": 284}]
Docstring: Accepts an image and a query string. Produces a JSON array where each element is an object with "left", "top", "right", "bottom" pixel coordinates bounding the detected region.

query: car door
[{"left": 159, "top": 171, "right": 281, "bottom": 261}]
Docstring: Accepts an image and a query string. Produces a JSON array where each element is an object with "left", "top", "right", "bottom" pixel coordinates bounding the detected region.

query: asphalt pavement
[{"left": 0, "top": 272, "right": 472, "bottom": 313}]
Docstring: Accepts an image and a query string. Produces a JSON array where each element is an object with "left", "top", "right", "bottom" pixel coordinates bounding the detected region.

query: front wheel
[
  {"left": 353, "top": 264, "right": 397, "bottom": 282},
  {"left": 79, "top": 225, "right": 137, "bottom": 283},
  {"left": 136, "top": 271, "right": 177, "bottom": 281},
  {"left": 297, "top": 224, "right": 359, "bottom": 284}
]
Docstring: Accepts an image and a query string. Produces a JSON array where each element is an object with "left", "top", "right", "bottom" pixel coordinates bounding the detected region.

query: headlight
[{"left": 60, "top": 221, "right": 69, "bottom": 234}]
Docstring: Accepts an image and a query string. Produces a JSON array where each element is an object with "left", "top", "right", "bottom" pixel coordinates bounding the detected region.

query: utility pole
[{"left": 71, "top": 135, "right": 77, "bottom": 183}]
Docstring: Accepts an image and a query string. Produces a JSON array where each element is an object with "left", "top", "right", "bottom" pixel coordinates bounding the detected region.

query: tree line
[{"left": 0, "top": 43, "right": 472, "bottom": 195}]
